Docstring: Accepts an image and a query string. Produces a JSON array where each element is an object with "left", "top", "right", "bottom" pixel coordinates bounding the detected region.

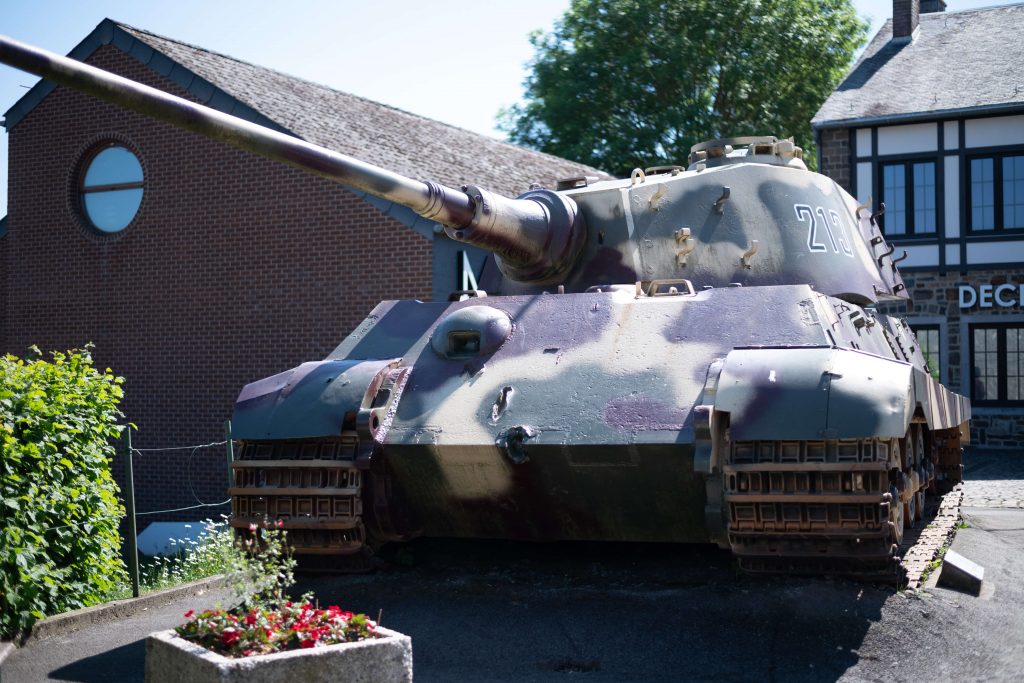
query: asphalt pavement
[{"left": 3, "top": 449, "right": 1024, "bottom": 683}]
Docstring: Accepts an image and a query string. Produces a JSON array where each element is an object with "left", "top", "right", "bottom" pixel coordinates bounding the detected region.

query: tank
[{"left": 0, "top": 35, "right": 970, "bottom": 578}]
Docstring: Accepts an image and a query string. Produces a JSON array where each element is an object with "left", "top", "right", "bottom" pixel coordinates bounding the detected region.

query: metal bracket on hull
[{"left": 694, "top": 358, "right": 729, "bottom": 548}]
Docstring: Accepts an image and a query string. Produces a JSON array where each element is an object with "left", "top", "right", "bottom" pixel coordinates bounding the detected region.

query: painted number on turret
[{"left": 795, "top": 204, "right": 854, "bottom": 257}]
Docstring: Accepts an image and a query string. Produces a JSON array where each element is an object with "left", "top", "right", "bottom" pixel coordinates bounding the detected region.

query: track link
[
  {"left": 723, "top": 437, "right": 905, "bottom": 579},
  {"left": 230, "top": 438, "right": 370, "bottom": 565}
]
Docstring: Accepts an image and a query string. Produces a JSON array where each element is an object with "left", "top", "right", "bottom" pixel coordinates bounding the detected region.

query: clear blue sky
[{"left": 0, "top": 1, "right": 1017, "bottom": 216}]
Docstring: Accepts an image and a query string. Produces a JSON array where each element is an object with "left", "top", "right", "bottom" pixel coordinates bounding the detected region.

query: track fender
[
  {"left": 233, "top": 358, "right": 403, "bottom": 441},
  {"left": 714, "top": 347, "right": 915, "bottom": 441},
  {"left": 912, "top": 368, "right": 972, "bottom": 433}
]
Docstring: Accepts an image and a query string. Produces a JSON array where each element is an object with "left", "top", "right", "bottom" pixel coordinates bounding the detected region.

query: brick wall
[
  {"left": 818, "top": 128, "right": 851, "bottom": 193},
  {"left": 878, "top": 269, "right": 1024, "bottom": 449},
  {"left": 3, "top": 45, "right": 433, "bottom": 519}
]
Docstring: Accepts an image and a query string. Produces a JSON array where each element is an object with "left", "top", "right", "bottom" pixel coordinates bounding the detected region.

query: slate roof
[
  {"left": 5, "top": 19, "right": 609, "bottom": 202},
  {"left": 812, "top": 3, "right": 1024, "bottom": 128}
]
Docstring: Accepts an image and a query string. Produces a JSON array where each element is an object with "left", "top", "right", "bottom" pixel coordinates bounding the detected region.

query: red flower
[
  {"left": 248, "top": 522, "right": 258, "bottom": 532},
  {"left": 300, "top": 638, "right": 315, "bottom": 649},
  {"left": 222, "top": 629, "right": 240, "bottom": 646},
  {"left": 244, "top": 612, "right": 257, "bottom": 625},
  {"left": 184, "top": 610, "right": 194, "bottom": 619},
  {"left": 276, "top": 519, "right": 284, "bottom": 528}
]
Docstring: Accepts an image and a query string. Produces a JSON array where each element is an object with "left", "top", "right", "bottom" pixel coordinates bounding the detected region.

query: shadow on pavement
[
  {"left": 49, "top": 640, "right": 146, "bottom": 683},
  {"left": 295, "top": 538, "right": 889, "bottom": 682}
]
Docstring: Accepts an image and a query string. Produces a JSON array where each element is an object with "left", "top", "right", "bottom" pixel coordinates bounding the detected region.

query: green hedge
[{"left": 0, "top": 348, "right": 127, "bottom": 639}]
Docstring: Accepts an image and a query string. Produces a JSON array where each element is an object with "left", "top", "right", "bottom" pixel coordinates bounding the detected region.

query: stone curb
[
  {"left": 902, "top": 484, "right": 963, "bottom": 590},
  {"left": 0, "top": 574, "right": 225, "bottom": 667},
  {"left": 0, "top": 642, "right": 14, "bottom": 670}
]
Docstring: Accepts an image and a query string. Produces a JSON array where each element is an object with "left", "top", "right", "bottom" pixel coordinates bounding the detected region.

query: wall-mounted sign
[{"left": 959, "top": 284, "right": 1023, "bottom": 309}]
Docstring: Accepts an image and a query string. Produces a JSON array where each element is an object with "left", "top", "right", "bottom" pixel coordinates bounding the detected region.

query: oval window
[{"left": 80, "top": 145, "right": 144, "bottom": 233}]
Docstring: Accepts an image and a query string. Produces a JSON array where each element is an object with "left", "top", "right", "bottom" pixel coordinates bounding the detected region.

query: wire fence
[
  {"left": 41, "top": 432, "right": 234, "bottom": 532},
  {"left": 132, "top": 439, "right": 233, "bottom": 509},
  {"left": 113, "top": 422, "right": 237, "bottom": 596},
  {"left": 42, "top": 433, "right": 235, "bottom": 534}
]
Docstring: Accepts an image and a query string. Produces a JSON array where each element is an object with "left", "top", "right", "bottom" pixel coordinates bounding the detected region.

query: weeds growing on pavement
[{"left": 101, "top": 517, "right": 233, "bottom": 601}]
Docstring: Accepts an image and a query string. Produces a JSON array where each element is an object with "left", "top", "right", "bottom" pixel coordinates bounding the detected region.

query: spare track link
[
  {"left": 723, "top": 437, "right": 904, "bottom": 580},
  {"left": 230, "top": 438, "right": 369, "bottom": 559}
]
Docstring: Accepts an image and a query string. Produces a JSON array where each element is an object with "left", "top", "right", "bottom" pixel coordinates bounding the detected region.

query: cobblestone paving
[
  {"left": 962, "top": 449, "right": 1024, "bottom": 508},
  {"left": 896, "top": 450, "right": 1024, "bottom": 589}
]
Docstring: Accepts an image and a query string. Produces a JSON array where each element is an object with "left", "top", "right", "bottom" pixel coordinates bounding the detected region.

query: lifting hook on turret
[
  {"left": 714, "top": 186, "right": 731, "bottom": 214},
  {"left": 855, "top": 196, "right": 873, "bottom": 220},
  {"left": 869, "top": 202, "right": 886, "bottom": 227},
  {"left": 876, "top": 243, "right": 896, "bottom": 267},
  {"left": 741, "top": 240, "right": 759, "bottom": 269}
]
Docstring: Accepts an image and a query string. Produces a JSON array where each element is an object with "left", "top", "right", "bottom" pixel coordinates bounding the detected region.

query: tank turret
[{"left": 0, "top": 33, "right": 971, "bottom": 580}]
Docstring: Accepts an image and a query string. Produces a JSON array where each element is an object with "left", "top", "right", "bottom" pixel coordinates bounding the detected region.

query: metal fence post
[
  {"left": 123, "top": 428, "right": 140, "bottom": 598},
  {"left": 225, "top": 420, "right": 235, "bottom": 488}
]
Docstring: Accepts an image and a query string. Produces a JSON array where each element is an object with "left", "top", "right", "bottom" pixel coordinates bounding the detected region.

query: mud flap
[{"left": 693, "top": 347, "right": 967, "bottom": 578}]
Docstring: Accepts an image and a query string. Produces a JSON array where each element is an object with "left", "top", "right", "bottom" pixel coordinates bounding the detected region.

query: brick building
[
  {"left": 0, "top": 19, "right": 605, "bottom": 517},
  {"left": 813, "top": 0, "right": 1024, "bottom": 447}
]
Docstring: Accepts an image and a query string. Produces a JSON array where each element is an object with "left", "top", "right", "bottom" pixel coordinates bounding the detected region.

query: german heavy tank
[{"left": 0, "top": 35, "right": 970, "bottom": 578}]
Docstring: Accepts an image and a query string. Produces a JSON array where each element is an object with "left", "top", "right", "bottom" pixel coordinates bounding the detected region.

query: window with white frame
[
  {"left": 878, "top": 160, "right": 937, "bottom": 236},
  {"left": 968, "top": 152, "right": 1024, "bottom": 232}
]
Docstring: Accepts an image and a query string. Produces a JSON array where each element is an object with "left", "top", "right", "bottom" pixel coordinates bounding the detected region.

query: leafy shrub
[
  {"left": 0, "top": 347, "right": 127, "bottom": 639},
  {"left": 226, "top": 521, "right": 296, "bottom": 611}
]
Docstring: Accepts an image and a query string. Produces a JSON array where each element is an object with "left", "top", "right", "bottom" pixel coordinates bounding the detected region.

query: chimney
[
  {"left": 893, "top": 0, "right": 920, "bottom": 41},
  {"left": 920, "top": 1, "right": 947, "bottom": 13}
]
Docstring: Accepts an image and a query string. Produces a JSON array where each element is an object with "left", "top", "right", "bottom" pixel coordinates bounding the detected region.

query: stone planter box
[{"left": 144, "top": 626, "right": 412, "bottom": 683}]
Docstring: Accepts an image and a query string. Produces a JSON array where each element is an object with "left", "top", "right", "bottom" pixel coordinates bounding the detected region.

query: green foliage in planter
[
  {"left": 176, "top": 521, "right": 377, "bottom": 658},
  {"left": 0, "top": 347, "right": 128, "bottom": 639}
]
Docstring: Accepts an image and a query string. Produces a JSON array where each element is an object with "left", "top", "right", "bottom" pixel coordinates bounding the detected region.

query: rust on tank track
[
  {"left": 230, "top": 438, "right": 367, "bottom": 556},
  {"left": 722, "top": 427, "right": 964, "bottom": 582}
]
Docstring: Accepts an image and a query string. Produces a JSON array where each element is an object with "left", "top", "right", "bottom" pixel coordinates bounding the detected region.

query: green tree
[{"left": 501, "top": 0, "right": 867, "bottom": 175}]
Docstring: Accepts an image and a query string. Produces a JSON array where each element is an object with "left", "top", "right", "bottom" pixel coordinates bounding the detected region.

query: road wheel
[
  {"left": 904, "top": 484, "right": 917, "bottom": 530},
  {"left": 888, "top": 484, "right": 904, "bottom": 547}
]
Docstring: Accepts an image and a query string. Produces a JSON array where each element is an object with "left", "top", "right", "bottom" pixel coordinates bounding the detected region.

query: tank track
[
  {"left": 722, "top": 425, "right": 962, "bottom": 581},
  {"left": 230, "top": 434, "right": 412, "bottom": 572},
  {"left": 230, "top": 438, "right": 369, "bottom": 558}
]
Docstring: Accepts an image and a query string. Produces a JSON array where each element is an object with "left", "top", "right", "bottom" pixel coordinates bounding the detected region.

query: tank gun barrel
[{"left": 0, "top": 34, "right": 584, "bottom": 284}]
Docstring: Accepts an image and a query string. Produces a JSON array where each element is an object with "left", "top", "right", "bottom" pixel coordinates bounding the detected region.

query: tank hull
[
  {"left": 231, "top": 284, "right": 969, "bottom": 577},
  {"left": 384, "top": 442, "right": 708, "bottom": 543}
]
